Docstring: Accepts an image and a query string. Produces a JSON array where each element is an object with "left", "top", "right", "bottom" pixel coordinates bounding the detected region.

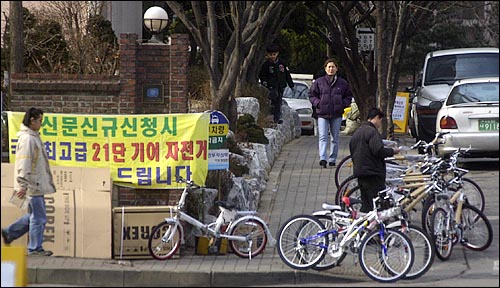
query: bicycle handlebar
[{"left": 176, "top": 175, "right": 203, "bottom": 189}]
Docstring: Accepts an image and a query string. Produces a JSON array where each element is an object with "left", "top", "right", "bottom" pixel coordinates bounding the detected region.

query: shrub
[{"left": 235, "top": 114, "right": 269, "bottom": 144}]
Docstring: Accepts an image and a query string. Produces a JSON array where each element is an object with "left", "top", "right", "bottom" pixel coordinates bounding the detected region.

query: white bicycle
[{"left": 148, "top": 176, "right": 276, "bottom": 260}]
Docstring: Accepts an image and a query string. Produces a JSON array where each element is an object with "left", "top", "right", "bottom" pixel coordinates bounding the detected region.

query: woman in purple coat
[{"left": 309, "top": 58, "right": 353, "bottom": 168}]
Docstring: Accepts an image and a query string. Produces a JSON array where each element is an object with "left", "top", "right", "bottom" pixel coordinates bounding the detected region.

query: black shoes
[
  {"left": 28, "top": 249, "right": 53, "bottom": 256},
  {"left": 319, "top": 160, "right": 327, "bottom": 168},
  {"left": 319, "top": 160, "right": 335, "bottom": 168},
  {"left": 2, "top": 229, "right": 13, "bottom": 245}
]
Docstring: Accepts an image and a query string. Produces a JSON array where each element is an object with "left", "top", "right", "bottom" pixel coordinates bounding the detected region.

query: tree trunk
[
  {"left": 375, "top": 1, "right": 410, "bottom": 139},
  {"left": 9, "top": 1, "right": 24, "bottom": 74}
]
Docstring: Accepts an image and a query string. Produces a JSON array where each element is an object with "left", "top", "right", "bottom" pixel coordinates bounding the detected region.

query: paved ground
[{"left": 24, "top": 134, "right": 499, "bottom": 287}]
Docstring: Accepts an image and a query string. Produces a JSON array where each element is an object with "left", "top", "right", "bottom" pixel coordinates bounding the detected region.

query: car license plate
[{"left": 478, "top": 119, "right": 499, "bottom": 131}]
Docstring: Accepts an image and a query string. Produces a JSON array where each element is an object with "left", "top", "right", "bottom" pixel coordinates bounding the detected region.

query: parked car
[
  {"left": 432, "top": 77, "right": 499, "bottom": 158},
  {"left": 283, "top": 80, "right": 316, "bottom": 135},
  {"left": 409, "top": 47, "right": 499, "bottom": 143}
]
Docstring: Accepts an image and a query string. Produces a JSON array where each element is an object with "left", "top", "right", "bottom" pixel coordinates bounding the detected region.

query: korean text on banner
[{"left": 7, "top": 112, "right": 210, "bottom": 188}]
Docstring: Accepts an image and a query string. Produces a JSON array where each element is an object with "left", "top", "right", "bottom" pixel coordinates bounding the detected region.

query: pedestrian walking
[
  {"left": 349, "top": 108, "right": 400, "bottom": 212},
  {"left": 259, "top": 43, "right": 295, "bottom": 124},
  {"left": 309, "top": 58, "right": 353, "bottom": 168},
  {"left": 2, "top": 107, "right": 56, "bottom": 256}
]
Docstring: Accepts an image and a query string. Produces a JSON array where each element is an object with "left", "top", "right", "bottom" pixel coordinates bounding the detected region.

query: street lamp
[{"left": 143, "top": 6, "right": 169, "bottom": 43}]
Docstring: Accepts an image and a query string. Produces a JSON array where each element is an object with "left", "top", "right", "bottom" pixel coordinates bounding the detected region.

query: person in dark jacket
[
  {"left": 310, "top": 58, "right": 353, "bottom": 168},
  {"left": 259, "top": 44, "right": 294, "bottom": 124},
  {"left": 349, "top": 108, "right": 400, "bottom": 212}
]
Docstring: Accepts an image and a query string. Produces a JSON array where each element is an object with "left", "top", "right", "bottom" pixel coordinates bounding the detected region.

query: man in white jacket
[{"left": 2, "top": 107, "right": 56, "bottom": 256}]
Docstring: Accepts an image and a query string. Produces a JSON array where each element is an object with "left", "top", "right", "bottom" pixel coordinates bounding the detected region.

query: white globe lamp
[{"left": 143, "top": 6, "right": 169, "bottom": 43}]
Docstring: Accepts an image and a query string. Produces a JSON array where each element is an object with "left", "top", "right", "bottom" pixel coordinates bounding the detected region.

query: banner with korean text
[{"left": 7, "top": 112, "right": 210, "bottom": 188}]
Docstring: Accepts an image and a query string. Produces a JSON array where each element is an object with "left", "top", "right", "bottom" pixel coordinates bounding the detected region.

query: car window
[
  {"left": 447, "top": 82, "right": 499, "bottom": 105},
  {"left": 425, "top": 53, "right": 499, "bottom": 86},
  {"left": 283, "top": 83, "right": 309, "bottom": 100}
]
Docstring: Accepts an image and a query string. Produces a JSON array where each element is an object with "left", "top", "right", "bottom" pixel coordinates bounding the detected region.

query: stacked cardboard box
[{"left": 1, "top": 163, "right": 112, "bottom": 258}]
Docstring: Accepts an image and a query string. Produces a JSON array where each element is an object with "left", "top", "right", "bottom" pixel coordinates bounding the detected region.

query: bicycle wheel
[
  {"left": 430, "top": 207, "right": 454, "bottom": 261},
  {"left": 358, "top": 228, "right": 414, "bottom": 283},
  {"left": 460, "top": 203, "right": 493, "bottom": 251},
  {"left": 341, "top": 185, "right": 362, "bottom": 212},
  {"left": 276, "top": 214, "right": 327, "bottom": 270},
  {"left": 421, "top": 197, "right": 439, "bottom": 236},
  {"left": 335, "top": 155, "right": 353, "bottom": 189},
  {"left": 148, "top": 221, "right": 182, "bottom": 260},
  {"left": 401, "top": 224, "right": 435, "bottom": 280},
  {"left": 312, "top": 215, "right": 347, "bottom": 271},
  {"left": 455, "top": 178, "right": 485, "bottom": 213},
  {"left": 229, "top": 219, "right": 267, "bottom": 258},
  {"left": 335, "top": 175, "right": 358, "bottom": 205}
]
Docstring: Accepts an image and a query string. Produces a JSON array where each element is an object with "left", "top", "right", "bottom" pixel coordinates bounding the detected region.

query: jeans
[
  {"left": 4, "top": 195, "right": 47, "bottom": 252},
  {"left": 317, "top": 116, "right": 343, "bottom": 163}
]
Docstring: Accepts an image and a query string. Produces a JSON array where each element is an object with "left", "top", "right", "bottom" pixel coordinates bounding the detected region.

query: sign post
[{"left": 207, "top": 111, "right": 230, "bottom": 201}]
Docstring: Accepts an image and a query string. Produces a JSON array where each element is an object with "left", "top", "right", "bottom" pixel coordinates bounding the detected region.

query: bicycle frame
[
  {"left": 309, "top": 204, "right": 403, "bottom": 258},
  {"left": 161, "top": 177, "right": 276, "bottom": 250}
]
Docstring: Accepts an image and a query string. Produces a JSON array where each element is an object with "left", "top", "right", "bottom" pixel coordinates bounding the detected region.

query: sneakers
[
  {"left": 28, "top": 249, "right": 53, "bottom": 256},
  {"left": 329, "top": 162, "right": 336, "bottom": 167},
  {"left": 2, "top": 229, "right": 13, "bottom": 245}
]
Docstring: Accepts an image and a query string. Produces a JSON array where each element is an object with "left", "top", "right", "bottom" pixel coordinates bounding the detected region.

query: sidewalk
[{"left": 25, "top": 134, "right": 499, "bottom": 287}]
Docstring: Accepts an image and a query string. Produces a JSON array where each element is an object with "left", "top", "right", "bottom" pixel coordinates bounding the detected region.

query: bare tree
[
  {"left": 307, "top": 1, "right": 440, "bottom": 138},
  {"left": 166, "top": 1, "right": 287, "bottom": 131}
]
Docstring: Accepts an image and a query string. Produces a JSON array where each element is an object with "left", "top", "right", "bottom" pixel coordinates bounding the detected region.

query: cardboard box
[
  {"left": 1, "top": 163, "right": 112, "bottom": 259},
  {"left": 112, "top": 206, "right": 179, "bottom": 259}
]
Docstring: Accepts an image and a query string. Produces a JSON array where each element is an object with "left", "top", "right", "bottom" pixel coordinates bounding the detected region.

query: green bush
[{"left": 236, "top": 114, "right": 269, "bottom": 144}]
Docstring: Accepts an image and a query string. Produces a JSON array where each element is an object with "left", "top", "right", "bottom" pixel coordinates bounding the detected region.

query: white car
[
  {"left": 432, "top": 77, "right": 499, "bottom": 158},
  {"left": 283, "top": 80, "right": 316, "bottom": 135}
]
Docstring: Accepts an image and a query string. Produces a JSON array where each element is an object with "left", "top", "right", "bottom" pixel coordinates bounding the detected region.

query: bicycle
[
  {"left": 430, "top": 181, "right": 493, "bottom": 261},
  {"left": 336, "top": 141, "right": 485, "bottom": 224},
  {"left": 341, "top": 149, "right": 486, "bottom": 240},
  {"left": 148, "top": 176, "right": 276, "bottom": 260},
  {"left": 276, "top": 191, "right": 415, "bottom": 283},
  {"left": 313, "top": 188, "right": 435, "bottom": 280}
]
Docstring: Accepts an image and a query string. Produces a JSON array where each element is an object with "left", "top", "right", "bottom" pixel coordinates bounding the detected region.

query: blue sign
[{"left": 210, "top": 111, "right": 229, "bottom": 125}]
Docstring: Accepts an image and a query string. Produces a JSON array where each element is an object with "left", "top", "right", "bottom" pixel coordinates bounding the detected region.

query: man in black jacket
[
  {"left": 259, "top": 44, "right": 294, "bottom": 124},
  {"left": 349, "top": 108, "right": 400, "bottom": 212}
]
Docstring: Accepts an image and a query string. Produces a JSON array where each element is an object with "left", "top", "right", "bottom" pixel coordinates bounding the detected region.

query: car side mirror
[{"left": 429, "top": 101, "right": 442, "bottom": 110}]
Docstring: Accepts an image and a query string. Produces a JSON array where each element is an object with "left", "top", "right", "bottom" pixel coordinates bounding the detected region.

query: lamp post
[{"left": 143, "top": 6, "right": 169, "bottom": 43}]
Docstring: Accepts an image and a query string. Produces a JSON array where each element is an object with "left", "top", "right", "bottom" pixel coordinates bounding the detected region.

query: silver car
[
  {"left": 433, "top": 77, "right": 499, "bottom": 158},
  {"left": 283, "top": 80, "right": 316, "bottom": 135}
]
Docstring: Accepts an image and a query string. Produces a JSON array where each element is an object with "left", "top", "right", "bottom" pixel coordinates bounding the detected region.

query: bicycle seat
[
  {"left": 216, "top": 200, "right": 237, "bottom": 210},
  {"left": 321, "top": 202, "right": 343, "bottom": 211}
]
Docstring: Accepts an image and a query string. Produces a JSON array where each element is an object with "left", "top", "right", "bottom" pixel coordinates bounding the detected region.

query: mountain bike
[
  {"left": 430, "top": 183, "right": 493, "bottom": 261},
  {"left": 148, "top": 176, "right": 276, "bottom": 260}
]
